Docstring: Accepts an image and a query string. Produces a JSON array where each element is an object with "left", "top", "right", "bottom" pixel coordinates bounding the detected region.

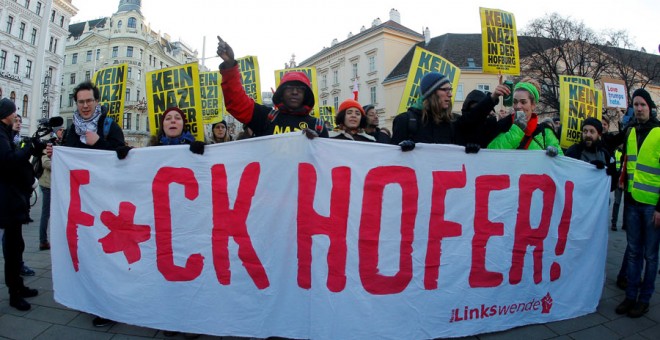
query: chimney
[
  {"left": 424, "top": 27, "right": 431, "bottom": 45},
  {"left": 389, "top": 9, "right": 401, "bottom": 24}
]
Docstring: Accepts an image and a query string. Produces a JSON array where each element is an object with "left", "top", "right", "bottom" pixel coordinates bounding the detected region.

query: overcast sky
[{"left": 71, "top": 0, "right": 659, "bottom": 90}]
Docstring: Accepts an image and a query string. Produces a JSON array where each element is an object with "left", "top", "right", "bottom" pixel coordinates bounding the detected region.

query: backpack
[{"left": 32, "top": 155, "right": 44, "bottom": 179}]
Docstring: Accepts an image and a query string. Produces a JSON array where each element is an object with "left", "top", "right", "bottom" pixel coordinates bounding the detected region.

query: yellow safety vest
[
  {"left": 626, "top": 127, "right": 660, "bottom": 205},
  {"left": 615, "top": 149, "right": 622, "bottom": 171}
]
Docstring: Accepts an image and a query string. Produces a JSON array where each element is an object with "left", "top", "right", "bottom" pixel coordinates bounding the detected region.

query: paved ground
[{"left": 0, "top": 192, "right": 658, "bottom": 340}]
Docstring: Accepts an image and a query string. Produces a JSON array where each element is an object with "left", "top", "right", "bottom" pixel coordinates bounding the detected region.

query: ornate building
[
  {"left": 0, "top": 0, "right": 77, "bottom": 137},
  {"left": 61, "top": 0, "right": 198, "bottom": 146}
]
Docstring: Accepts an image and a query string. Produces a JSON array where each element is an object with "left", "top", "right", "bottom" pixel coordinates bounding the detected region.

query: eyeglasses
[
  {"left": 438, "top": 87, "right": 453, "bottom": 93},
  {"left": 76, "top": 99, "right": 97, "bottom": 106},
  {"left": 284, "top": 85, "right": 307, "bottom": 93}
]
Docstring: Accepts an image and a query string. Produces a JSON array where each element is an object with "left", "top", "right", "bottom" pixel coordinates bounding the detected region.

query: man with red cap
[{"left": 216, "top": 36, "right": 328, "bottom": 138}]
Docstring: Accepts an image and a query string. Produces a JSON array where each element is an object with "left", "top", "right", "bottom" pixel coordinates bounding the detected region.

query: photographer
[
  {"left": 37, "top": 127, "right": 64, "bottom": 251},
  {"left": 0, "top": 98, "right": 39, "bottom": 311}
]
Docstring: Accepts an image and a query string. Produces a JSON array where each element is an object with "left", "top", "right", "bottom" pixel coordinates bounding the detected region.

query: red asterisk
[{"left": 99, "top": 202, "right": 151, "bottom": 264}]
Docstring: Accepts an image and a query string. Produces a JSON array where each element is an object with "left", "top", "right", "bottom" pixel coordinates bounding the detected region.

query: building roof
[
  {"left": 299, "top": 19, "right": 422, "bottom": 65},
  {"left": 68, "top": 18, "right": 108, "bottom": 39}
]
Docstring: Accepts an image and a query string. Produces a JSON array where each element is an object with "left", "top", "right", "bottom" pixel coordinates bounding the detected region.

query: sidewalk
[{"left": 0, "top": 192, "right": 658, "bottom": 339}]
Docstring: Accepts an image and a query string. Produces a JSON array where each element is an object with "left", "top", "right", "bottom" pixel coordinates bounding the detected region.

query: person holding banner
[
  {"left": 391, "top": 72, "right": 510, "bottom": 151},
  {"left": 615, "top": 88, "right": 660, "bottom": 318},
  {"left": 149, "top": 107, "right": 206, "bottom": 155},
  {"left": 363, "top": 105, "right": 391, "bottom": 143},
  {"left": 216, "top": 36, "right": 328, "bottom": 138},
  {"left": 329, "top": 99, "right": 375, "bottom": 142},
  {"left": 565, "top": 118, "right": 616, "bottom": 187},
  {"left": 0, "top": 98, "right": 39, "bottom": 311},
  {"left": 487, "top": 78, "right": 562, "bottom": 156},
  {"left": 208, "top": 120, "right": 232, "bottom": 143}
]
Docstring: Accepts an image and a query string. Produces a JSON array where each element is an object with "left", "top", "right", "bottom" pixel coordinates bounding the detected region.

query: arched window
[
  {"left": 128, "top": 17, "right": 136, "bottom": 29},
  {"left": 10, "top": 91, "right": 16, "bottom": 102},
  {"left": 22, "top": 95, "right": 28, "bottom": 117},
  {"left": 117, "top": 20, "right": 123, "bottom": 28}
]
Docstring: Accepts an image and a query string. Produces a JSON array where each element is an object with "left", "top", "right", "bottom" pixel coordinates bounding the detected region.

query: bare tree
[{"left": 519, "top": 13, "right": 612, "bottom": 114}]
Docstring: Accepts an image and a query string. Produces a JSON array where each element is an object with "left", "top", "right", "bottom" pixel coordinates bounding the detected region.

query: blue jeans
[
  {"left": 624, "top": 203, "right": 660, "bottom": 303},
  {"left": 39, "top": 186, "right": 50, "bottom": 244}
]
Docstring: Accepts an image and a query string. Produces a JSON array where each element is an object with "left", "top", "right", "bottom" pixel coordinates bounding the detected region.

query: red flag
[{"left": 352, "top": 78, "right": 359, "bottom": 100}]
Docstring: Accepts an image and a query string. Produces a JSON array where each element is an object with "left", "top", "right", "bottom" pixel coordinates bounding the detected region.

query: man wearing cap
[
  {"left": 0, "top": 98, "right": 39, "bottom": 311},
  {"left": 565, "top": 117, "right": 616, "bottom": 182},
  {"left": 615, "top": 88, "right": 660, "bottom": 318},
  {"left": 216, "top": 36, "right": 328, "bottom": 138}
]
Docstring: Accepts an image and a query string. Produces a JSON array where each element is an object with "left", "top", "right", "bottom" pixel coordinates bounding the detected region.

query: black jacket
[
  {"left": 566, "top": 141, "right": 616, "bottom": 191},
  {"left": 0, "top": 122, "right": 33, "bottom": 227},
  {"left": 64, "top": 112, "right": 125, "bottom": 150}
]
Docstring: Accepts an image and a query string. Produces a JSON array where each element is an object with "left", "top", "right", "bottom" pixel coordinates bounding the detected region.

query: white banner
[{"left": 51, "top": 134, "right": 609, "bottom": 339}]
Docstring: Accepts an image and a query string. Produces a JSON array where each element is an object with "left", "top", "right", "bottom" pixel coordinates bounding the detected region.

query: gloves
[
  {"left": 399, "top": 140, "right": 415, "bottom": 152},
  {"left": 590, "top": 160, "right": 605, "bottom": 169},
  {"left": 514, "top": 111, "right": 528, "bottom": 130},
  {"left": 545, "top": 146, "right": 559, "bottom": 157},
  {"left": 303, "top": 128, "right": 318, "bottom": 140},
  {"left": 189, "top": 141, "right": 205, "bottom": 155},
  {"left": 115, "top": 146, "right": 132, "bottom": 160},
  {"left": 465, "top": 143, "right": 480, "bottom": 154}
]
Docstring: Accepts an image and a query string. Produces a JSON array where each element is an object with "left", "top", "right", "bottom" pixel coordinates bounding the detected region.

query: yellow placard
[
  {"left": 480, "top": 7, "right": 520, "bottom": 75},
  {"left": 559, "top": 82, "right": 603, "bottom": 149},
  {"left": 199, "top": 71, "right": 223, "bottom": 125},
  {"left": 93, "top": 63, "right": 127, "bottom": 127},
  {"left": 274, "top": 67, "right": 320, "bottom": 118},
  {"left": 559, "top": 75, "right": 594, "bottom": 88},
  {"left": 146, "top": 63, "right": 204, "bottom": 141},
  {"left": 396, "top": 46, "right": 461, "bottom": 113},
  {"left": 319, "top": 106, "right": 335, "bottom": 128},
  {"left": 237, "top": 56, "right": 262, "bottom": 104}
]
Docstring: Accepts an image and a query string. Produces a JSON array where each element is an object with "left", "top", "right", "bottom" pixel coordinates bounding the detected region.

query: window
[
  {"left": 454, "top": 84, "right": 464, "bottom": 101},
  {"left": 333, "top": 96, "right": 339, "bottom": 111},
  {"left": 50, "top": 10, "right": 55, "bottom": 22},
  {"left": 321, "top": 74, "right": 327, "bottom": 88},
  {"left": 368, "top": 55, "right": 376, "bottom": 72},
  {"left": 85, "top": 70, "right": 90, "bottom": 81},
  {"left": 128, "top": 17, "right": 136, "bottom": 29},
  {"left": 370, "top": 86, "right": 376, "bottom": 105},
  {"left": 22, "top": 95, "right": 28, "bottom": 117},
  {"left": 126, "top": 46, "right": 133, "bottom": 57},
  {"left": 25, "top": 0, "right": 30, "bottom": 9},
  {"left": 117, "top": 20, "right": 123, "bottom": 28},
  {"left": 59, "top": 16, "right": 64, "bottom": 28},
  {"left": 124, "top": 112, "right": 132, "bottom": 130},
  {"left": 322, "top": 99, "right": 328, "bottom": 106},
  {"left": 127, "top": 67, "right": 132, "bottom": 79},
  {"left": 6, "top": 16, "right": 14, "bottom": 34},
  {"left": 137, "top": 69, "right": 141, "bottom": 81},
  {"left": 18, "top": 22, "right": 25, "bottom": 40},
  {"left": 13, "top": 55, "right": 20, "bottom": 74},
  {"left": 125, "top": 88, "right": 130, "bottom": 102},
  {"left": 10, "top": 91, "right": 15, "bottom": 102},
  {"left": 25, "top": 60, "right": 32, "bottom": 78},
  {"left": 49, "top": 37, "right": 58, "bottom": 52},
  {"left": 0, "top": 50, "right": 6, "bottom": 70},
  {"left": 135, "top": 113, "right": 140, "bottom": 130},
  {"left": 112, "top": 46, "right": 118, "bottom": 58},
  {"left": 332, "top": 69, "right": 339, "bottom": 85},
  {"left": 30, "top": 28, "right": 37, "bottom": 44},
  {"left": 352, "top": 63, "right": 358, "bottom": 78},
  {"left": 96, "top": 49, "right": 101, "bottom": 60},
  {"left": 71, "top": 53, "right": 78, "bottom": 64},
  {"left": 36, "top": 2, "right": 42, "bottom": 15},
  {"left": 476, "top": 84, "right": 491, "bottom": 93},
  {"left": 86, "top": 50, "right": 92, "bottom": 62},
  {"left": 69, "top": 94, "right": 74, "bottom": 107},
  {"left": 70, "top": 73, "right": 76, "bottom": 84}
]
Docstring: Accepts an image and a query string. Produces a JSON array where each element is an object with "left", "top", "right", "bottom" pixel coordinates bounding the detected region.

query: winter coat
[
  {"left": 0, "top": 122, "right": 33, "bottom": 227},
  {"left": 329, "top": 130, "right": 376, "bottom": 142},
  {"left": 488, "top": 113, "right": 563, "bottom": 155},
  {"left": 64, "top": 112, "right": 125, "bottom": 150}
]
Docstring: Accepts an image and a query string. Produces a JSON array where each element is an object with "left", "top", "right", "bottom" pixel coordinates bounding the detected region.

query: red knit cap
[{"left": 338, "top": 99, "right": 365, "bottom": 116}]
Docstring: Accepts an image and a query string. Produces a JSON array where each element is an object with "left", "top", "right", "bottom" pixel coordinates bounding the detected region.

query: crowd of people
[{"left": 0, "top": 36, "right": 657, "bottom": 337}]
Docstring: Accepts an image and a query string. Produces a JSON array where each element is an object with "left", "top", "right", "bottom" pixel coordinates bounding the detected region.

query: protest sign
[
  {"left": 397, "top": 46, "right": 461, "bottom": 113},
  {"left": 601, "top": 77, "right": 628, "bottom": 109},
  {"left": 52, "top": 135, "right": 608, "bottom": 339},
  {"left": 146, "top": 63, "right": 204, "bottom": 141},
  {"left": 275, "top": 67, "right": 320, "bottom": 118},
  {"left": 237, "top": 56, "right": 262, "bottom": 104},
  {"left": 319, "top": 106, "right": 335, "bottom": 128},
  {"left": 93, "top": 63, "right": 127, "bottom": 126},
  {"left": 559, "top": 82, "right": 603, "bottom": 149},
  {"left": 199, "top": 71, "right": 223, "bottom": 124},
  {"left": 480, "top": 7, "right": 520, "bottom": 75}
]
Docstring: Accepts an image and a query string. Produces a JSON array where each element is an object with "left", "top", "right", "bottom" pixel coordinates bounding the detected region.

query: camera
[{"left": 28, "top": 116, "right": 64, "bottom": 154}]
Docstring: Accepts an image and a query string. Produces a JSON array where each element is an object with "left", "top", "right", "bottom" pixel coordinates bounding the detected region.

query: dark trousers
[
  {"left": 2, "top": 223, "right": 25, "bottom": 296},
  {"left": 39, "top": 185, "right": 51, "bottom": 243}
]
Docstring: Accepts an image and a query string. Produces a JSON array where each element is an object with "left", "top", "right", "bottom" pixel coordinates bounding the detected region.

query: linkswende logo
[{"left": 449, "top": 292, "right": 553, "bottom": 323}]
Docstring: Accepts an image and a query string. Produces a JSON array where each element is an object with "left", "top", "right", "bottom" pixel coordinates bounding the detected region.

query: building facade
[
  {"left": 0, "top": 0, "right": 77, "bottom": 137},
  {"left": 298, "top": 9, "right": 423, "bottom": 125},
  {"left": 61, "top": 0, "right": 198, "bottom": 146}
]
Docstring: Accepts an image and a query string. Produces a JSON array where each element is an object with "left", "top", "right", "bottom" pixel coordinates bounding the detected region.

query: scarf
[
  {"left": 73, "top": 105, "right": 102, "bottom": 144},
  {"left": 159, "top": 131, "right": 195, "bottom": 145}
]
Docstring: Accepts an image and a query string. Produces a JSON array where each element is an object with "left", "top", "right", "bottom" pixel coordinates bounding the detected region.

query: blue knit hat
[{"left": 420, "top": 72, "right": 450, "bottom": 99}]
